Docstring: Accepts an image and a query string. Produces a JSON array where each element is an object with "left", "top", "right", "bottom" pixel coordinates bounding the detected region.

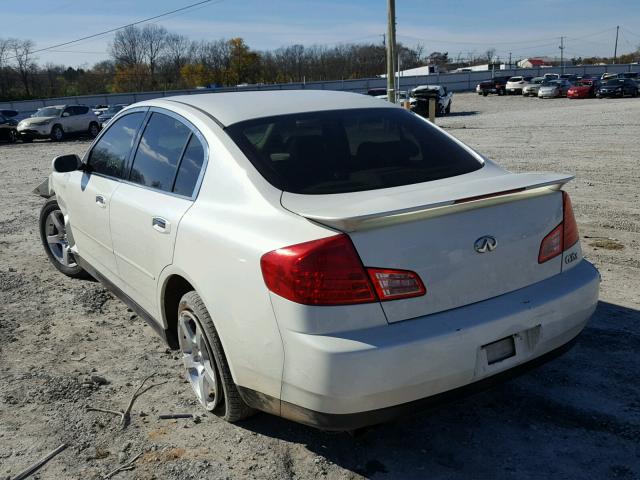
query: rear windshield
[{"left": 226, "top": 108, "right": 482, "bottom": 194}]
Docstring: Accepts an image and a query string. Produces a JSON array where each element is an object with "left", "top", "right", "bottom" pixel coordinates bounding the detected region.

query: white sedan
[{"left": 36, "top": 90, "right": 599, "bottom": 430}]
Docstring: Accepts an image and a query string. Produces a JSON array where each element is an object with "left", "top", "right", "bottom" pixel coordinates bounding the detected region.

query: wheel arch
[{"left": 161, "top": 272, "right": 196, "bottom": 349}]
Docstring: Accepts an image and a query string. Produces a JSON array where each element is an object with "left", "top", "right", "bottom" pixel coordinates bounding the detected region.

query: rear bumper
[{"left": 258, "top": 260, "right": 599, "bottom": 430}]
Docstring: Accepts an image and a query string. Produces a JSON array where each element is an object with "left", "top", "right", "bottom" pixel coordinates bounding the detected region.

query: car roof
[{"left": 156, "top": 90, "right": 396, "bottom": 126}]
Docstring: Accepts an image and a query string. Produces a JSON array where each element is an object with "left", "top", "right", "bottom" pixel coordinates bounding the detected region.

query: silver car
[
  {"left": 538, "top": 80, "right": 572, "bottom": 98},
  {"left": 522, "top": 77, "right": 545, "bottom": 97}
]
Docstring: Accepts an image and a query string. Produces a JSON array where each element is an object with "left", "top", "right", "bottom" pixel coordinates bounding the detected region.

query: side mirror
[{"left": 52, "top": 154, "right": 82, "bottom": 173}]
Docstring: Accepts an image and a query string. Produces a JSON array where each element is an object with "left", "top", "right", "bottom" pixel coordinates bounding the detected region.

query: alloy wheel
[
  {"left": 178, "top": 310, "right": 219, "bottom": 410},
  {"left": 45, "top": 210, "right": 76, "bottom": 267}
]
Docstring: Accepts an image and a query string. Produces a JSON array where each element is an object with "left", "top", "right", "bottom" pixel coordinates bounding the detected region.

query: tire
[
  {"left": 482, "top": 91, "right": 488, "bottom": 97},
  {"left": 8, "top": 129, "right": 17, "bottom": 143},
  {"left": 39, "top": 198, "right": 88, "bottom": 278},
  {"left": 88, "top": 122, "right": 100, "bottom": 138},
  {"left": 445, "top": 103, "right": 451, "bottom": 114},
  {"left": 177, "top": 291, "right": 255, "bottom": 422},
  {"left": 50, "top": 124, "right": 64, "bottom": 142}
]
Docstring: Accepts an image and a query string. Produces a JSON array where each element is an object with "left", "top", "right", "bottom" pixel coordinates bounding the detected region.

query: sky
[{"left": 3, "top": 0, "right": 640, "bottom": 68}]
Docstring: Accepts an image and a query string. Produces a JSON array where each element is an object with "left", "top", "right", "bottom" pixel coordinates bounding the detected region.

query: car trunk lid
[{"left": 281, "top": 170, "right": 572, "bottom": 323}]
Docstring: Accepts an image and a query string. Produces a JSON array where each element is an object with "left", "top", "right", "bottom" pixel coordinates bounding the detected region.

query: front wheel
[
  {"left": 88, "top": 122, "right": 100, "bottom": 138},
  {"left": 8, "top": 129, "right": 17, "bottom": 143},
  {"left": 177, "top": 291, "right": 255, "bottom": 422},
  {"left": 39, "top": 198, "right": 88, "bottom": 278},
  {"left": 50, "top": 125, "right": 64, "bottom": 142}
]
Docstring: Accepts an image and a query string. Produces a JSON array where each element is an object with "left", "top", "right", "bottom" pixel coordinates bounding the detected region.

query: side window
[
  {"left": 88, "top": 112, "right": 145, "bottom": 178},
  {"left": 173, "top": 135, "right": 205, "bottom": 197},
  {"left": 62, "top": 107, "right": 73, "bottom": 117},
  {"left": 76, "top": 106, "right": 89, "bottom": 115},
  {"left": 129, "top": 113, "right": 191, "bottom": 192}
]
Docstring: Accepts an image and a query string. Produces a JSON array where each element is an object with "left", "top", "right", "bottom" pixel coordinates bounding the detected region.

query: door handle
[
  {"left": 95, "top": 195, "right": 106, "bottom": 207},
  {"left": 152, "top": 216, "right": 170, "bottom": 233}
]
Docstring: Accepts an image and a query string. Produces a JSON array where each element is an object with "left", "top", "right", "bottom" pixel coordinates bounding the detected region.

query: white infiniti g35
[{"left": 36, "top": 90, "right": 599, "bottom": 430}]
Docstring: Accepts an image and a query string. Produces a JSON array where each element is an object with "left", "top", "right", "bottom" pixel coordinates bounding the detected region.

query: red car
[{"left": 568, "top": 79, "right": 599, "bottom": 99}]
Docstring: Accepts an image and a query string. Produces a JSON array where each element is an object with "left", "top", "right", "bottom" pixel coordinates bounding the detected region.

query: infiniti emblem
[{"left": 474, "top": 235, "right": 498, "bottom": 253}]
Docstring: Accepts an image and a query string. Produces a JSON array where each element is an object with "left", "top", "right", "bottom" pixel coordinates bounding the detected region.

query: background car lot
[{"left": 0, "top": 93, "right": 639, "bottom": 480}]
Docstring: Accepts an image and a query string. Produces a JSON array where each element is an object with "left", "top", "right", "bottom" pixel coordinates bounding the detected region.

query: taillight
[
  {"left": 260, "top": 234, "right": 425, "bottom": 305},
  {"left": 367, "top": 268, "right": 426, "bottom": 301},
  {"left": 538, "top": 191, "right": 580, "bottom": 263}
]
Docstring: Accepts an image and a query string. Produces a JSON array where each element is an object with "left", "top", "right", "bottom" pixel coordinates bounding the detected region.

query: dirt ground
[{"left": 1, "top": 93, "right": 639, "bottom": 480}]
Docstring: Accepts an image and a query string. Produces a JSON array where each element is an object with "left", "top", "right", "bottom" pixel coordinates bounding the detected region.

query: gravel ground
[{"left": 1, "top": 93, "right": 639, "bottom": 480}]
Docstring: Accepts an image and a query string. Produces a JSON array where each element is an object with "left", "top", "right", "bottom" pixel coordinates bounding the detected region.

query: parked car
[
  {"left": 0, "top": 112, "right": 18, "bottom": 143},
  {"left": 505, "top": 76, "right": 533, "bottom": 95},
  {"left": 543, "top": 73, "right": 560, "bottom": 80},
  {"left": 476, "top": 76, "right": 511, "bottom": 96},
  {"left": 601, "top": 73, "right": 618, "bottom": 81},
  {"left": 597, "top": 78, "right": 639, "bottom": 98},
  {"left": 522, "top": 77, "right": 545, "bottom": 96},
  {"left": 538, "top": 79, "right": 573, "bottom": 98},
  {"left": 567, "top": 79, "right": 599, "bottom": 99},
  {"left": 410, "top": 84, "right": 453, "bottom": 116},
  {"left": 17, "top": 105, "right": 100, "bottom": 142},
  {"left": 35, "top": 91, "right": 599, "bottom": 430},
  {"left": 617, "top": 72, "right": 638, "bottom": 80},
  {"left": 559, "top": 74, "right": 578, "bottom": 82},
  {"left": 367, "top": 87, "right": 387, "bottom": 96},
  {"left": 97, "top": 104, "right": 129, "bottom": 127},
  {"left": 92, "top": 104, "right": 109, "bottom": 115},
  {"left": 0, "top": 109, "right": 18, "bottom": 118}
]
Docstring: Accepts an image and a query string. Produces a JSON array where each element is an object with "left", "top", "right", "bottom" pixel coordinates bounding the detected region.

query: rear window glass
[{"left": 226, "top": 108, "right": 482, "bottom": 194}]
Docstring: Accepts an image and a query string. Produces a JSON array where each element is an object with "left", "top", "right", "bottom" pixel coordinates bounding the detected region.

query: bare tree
[
  {"left": 10, "top": 38, "right": 36, "bottom": 97},
  {"left": 111, "top": 25, "right": 144, "bottom": 67},
  {"left": 485, "top": 48, "right": 496, "bottom": 64},
  {"left": 141, "top": 24, "right": 167, "bottom": 83}
]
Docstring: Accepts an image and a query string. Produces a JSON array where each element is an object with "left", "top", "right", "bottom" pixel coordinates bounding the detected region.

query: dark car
[
  {"left": 367, "top": 87, "right": 388, "bottom": 97},
  {"left": 0, "top": 109, "right": 18, "bottom": 118},
  {"left": 597, "top": 79, "right": 639, "bottom": 98},
  {"left": 560, "top": 74, "right": 578, "bottom": 82},
  {"left": 0, "top": 113, "right": 18, "bottom": 143},
  {"left": 617, "top": 72, "right": 639, "bottom": 80},
  {"left": 476, "top": 76, "right": 511, "bottom": 96}
]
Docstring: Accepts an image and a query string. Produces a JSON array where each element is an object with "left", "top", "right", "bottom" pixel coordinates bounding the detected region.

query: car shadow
[
  {"left": 444, "top": 111, "right": 479, "bottom": 118},
  {"left": 236, "top": 300, "right": 640, "bottom": 479}
]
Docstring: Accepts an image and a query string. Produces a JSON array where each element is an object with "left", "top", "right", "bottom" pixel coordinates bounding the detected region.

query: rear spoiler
[{"left": 283, "top": 172, "right": 573, "bottom": 232}]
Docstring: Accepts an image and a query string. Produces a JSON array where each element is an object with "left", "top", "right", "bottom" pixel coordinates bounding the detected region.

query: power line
[{"left": 5, "top": 0, "right": 224, "bottom": 61}]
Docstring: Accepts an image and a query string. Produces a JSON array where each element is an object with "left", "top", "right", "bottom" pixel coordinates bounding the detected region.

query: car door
[
  {"left": 61, "top": 106, "right": 76, "bottom": 132},
  {"left": 74, "top": 106, "right": 90, "bottom": 131},
  {"left": 62, "top": 108, "right": 147, "bottom": 280},
  {"left": 109, "top": 108, "right": 208, "bottom": 317}
]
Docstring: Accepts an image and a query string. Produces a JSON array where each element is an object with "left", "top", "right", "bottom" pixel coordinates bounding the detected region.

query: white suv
[
  {"left": 18, "top": 105, "right": 100, "bottom": 142},
  {"left": 36, "top": 91, "right": 599, "bottom": 430}
]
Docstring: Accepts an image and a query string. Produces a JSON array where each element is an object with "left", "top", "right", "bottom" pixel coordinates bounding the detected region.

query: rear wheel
[
  {"left": 8, "top": 129, "right": 17, "bottom": 143},
  {"left": 177, "top": 291, "right": 255, "bottom": 422},
  {"left": 39, "top": 198, "right": 88, "bottom": 278}
]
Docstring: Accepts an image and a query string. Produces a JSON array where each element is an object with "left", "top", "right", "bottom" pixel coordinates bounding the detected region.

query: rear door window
[
  {"left": 128, "top": 112, "right": 191, "bottom": 192},
  {"left": 172, "top": 134, "right": 205, "bottom": 197},
  {"left": 87, "top": 112, "right": 146, "bottom": 178},
  {"left": 226, "top": 108, "right": 482, "bottom": 194}
]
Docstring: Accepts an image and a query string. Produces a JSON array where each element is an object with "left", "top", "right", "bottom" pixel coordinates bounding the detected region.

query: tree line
[
  {"left": 1, "top": 24, "right": 638, "bottom": 102},
  {"left": 0, "top": 25, "right": 430, "bottom": 101}
]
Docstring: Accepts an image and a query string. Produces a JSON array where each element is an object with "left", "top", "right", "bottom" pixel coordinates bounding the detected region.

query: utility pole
[
  {"left": 386, "top": 0, "right": 396, "bottom": 103},
  {"left": 559, "top": 36, "right": 565, "bottom": 74},
  {"left": 613, "top": 25, "right": 619, "bottom": 64},
  {"left": 508, "top": 52, "right": 512, "bottom": 69}
]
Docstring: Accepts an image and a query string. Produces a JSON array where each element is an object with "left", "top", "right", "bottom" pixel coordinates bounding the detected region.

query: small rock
[{"left": 90, "top": 375, "right": 109, "bottom": 385}]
